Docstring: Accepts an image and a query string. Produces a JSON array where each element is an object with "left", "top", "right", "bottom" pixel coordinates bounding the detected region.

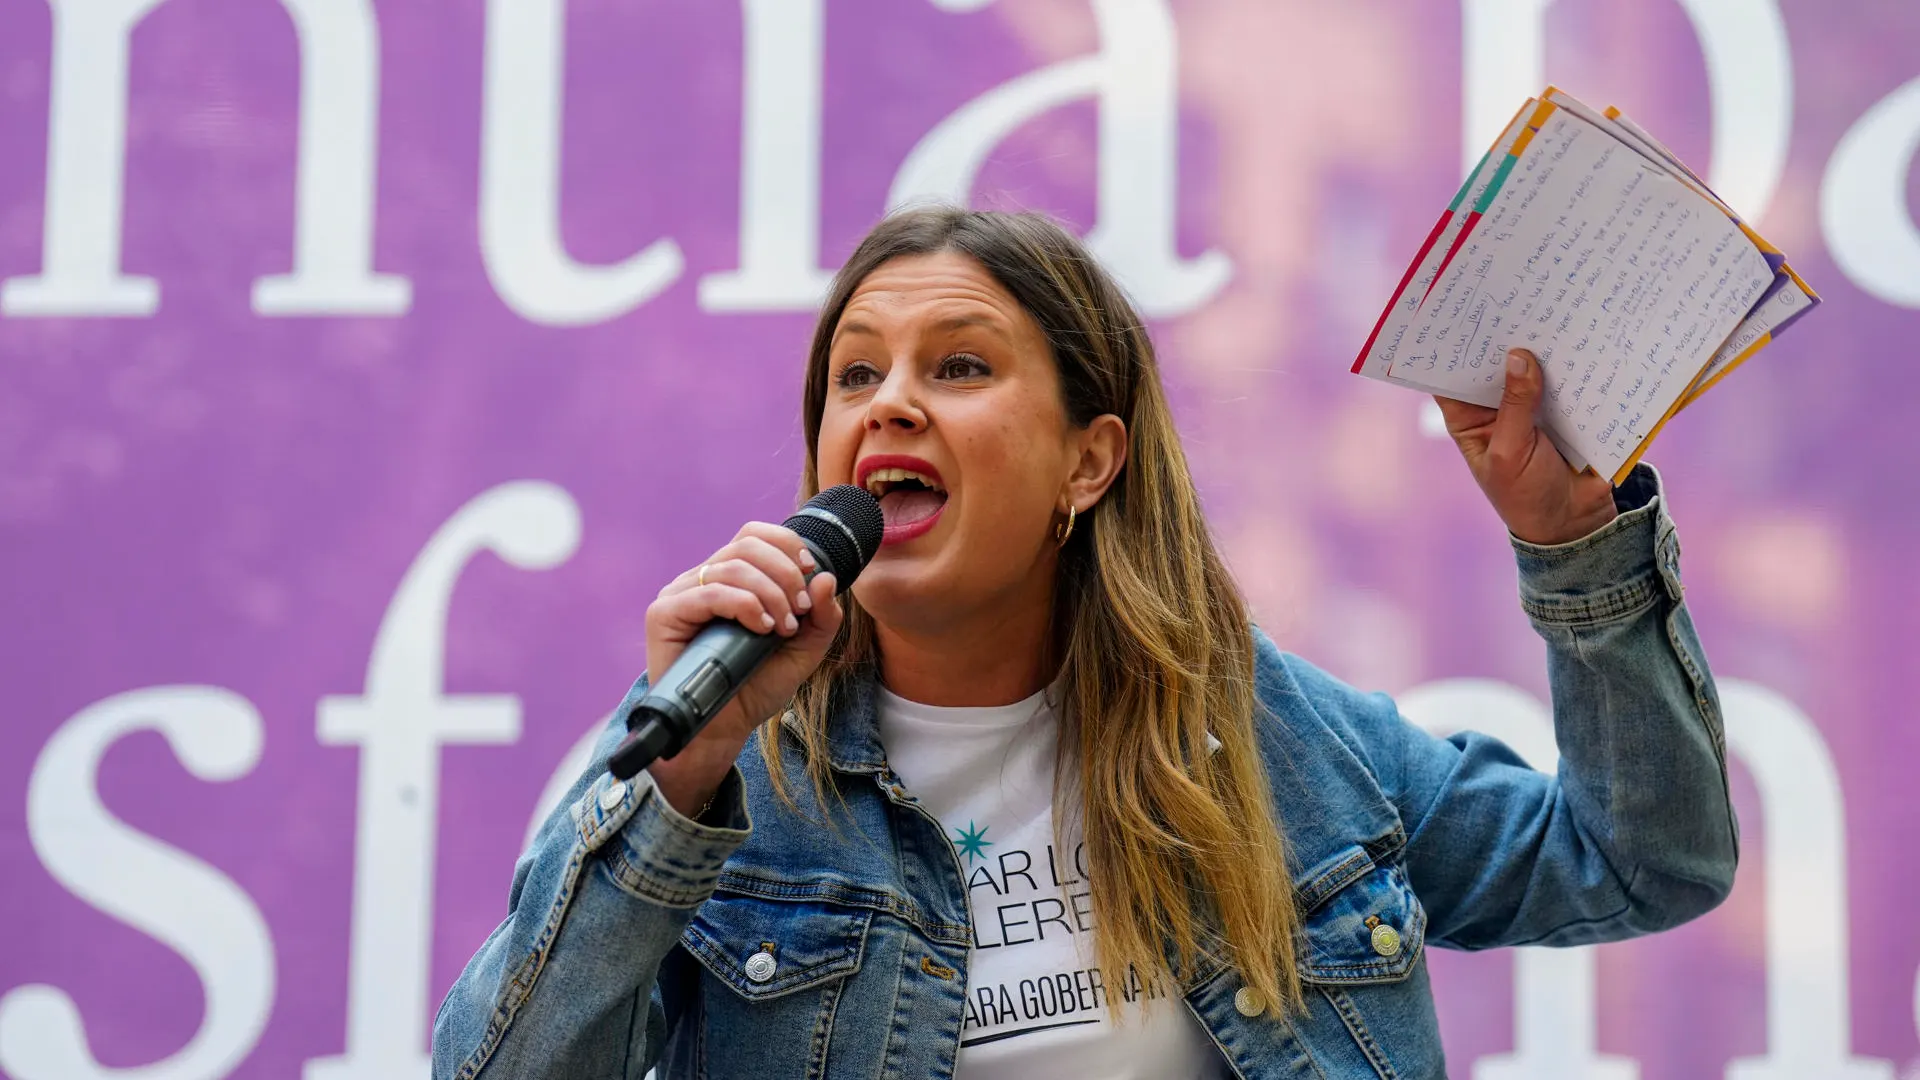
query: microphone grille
[{"left": 782, "top": 485, "right": 884, "bottom": 590}]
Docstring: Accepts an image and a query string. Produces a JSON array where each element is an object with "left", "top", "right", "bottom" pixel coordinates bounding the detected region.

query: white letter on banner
[
  {"left": 697, "top": 0, "right": 834, "bottom": 312},
  {"left": 1458, "top": 0, "right": 1790, "bottom": 223},
  {"left": 1821, "top": 74, "right": 1920, "bottom": 308},
  {"left": 2, "top": 0, "right": 165, "bottom": 316},
  {"left": 1397, "top": 679, "right": 1638, "bottom": 1080},
  {"left": 303, "top": 481, "right": 581, "bottom": 1080},
  {"left": 251, "top": 0, "right": 411, "bottom": 315},
  {"left": 3, "top": 0, "right": 400, "bottom": 317},
  {"left": 1721, "top": 679, "right": 1892, "bottom": 1080},
  {"left": 0, "top": 687, "right": 274, "bottom": 1080},
  {"left": 888, "top": 0, "right": 1231, "bottom": 318},
  {"left": 479, "top": 0, "right": 685, "bottom": 325}
]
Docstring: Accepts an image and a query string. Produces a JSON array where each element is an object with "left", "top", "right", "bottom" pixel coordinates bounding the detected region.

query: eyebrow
[
  {"left": 831, "top": 313, "right": 1010, "bottom": 348},
  {"left": 929, "top": 313, "right": 1007, "bottom": 336}
]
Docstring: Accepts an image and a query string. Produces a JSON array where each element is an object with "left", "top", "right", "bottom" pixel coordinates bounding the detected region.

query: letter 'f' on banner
[{"left": 304, "top": 482, "right": 581, "bottom": 1080}]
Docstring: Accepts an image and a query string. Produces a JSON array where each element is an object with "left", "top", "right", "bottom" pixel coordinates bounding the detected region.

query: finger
[
  {"left": 1431, "top": 394, "right": 1498, "bottom": 439},
  {"left": 735, "top": 521, "right": 818, "bottom": 575},
  {"left": 725, "top": 534, "right": 812, "bottom": 610},
  {"left": 696, "top": 554, "right": 800, "bottom": 635},
  {"left": 656, "top": 581, "right": 780, "bottom": 636},
  {"left": 731, "top": 526, "right": 817, "bottom": 613},
  {"left": 792, "top": 572, "right": 843, "bottom": 647},
  {"left": 1490, "top": 349, "right": 1545, "bottom": 465},
  {"left": 656, "top": 526, "right": 816, "bottom": 604}
]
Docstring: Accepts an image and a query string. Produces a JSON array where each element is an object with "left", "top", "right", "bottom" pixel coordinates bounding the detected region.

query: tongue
[{"left": 880, "top": 488, "right": 946, "bottom": 526}]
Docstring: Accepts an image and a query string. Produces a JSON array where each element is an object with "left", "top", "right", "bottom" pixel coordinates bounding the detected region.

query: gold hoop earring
[{"left": 1055, "top": 505, "right": 1077, "bottom": 547}]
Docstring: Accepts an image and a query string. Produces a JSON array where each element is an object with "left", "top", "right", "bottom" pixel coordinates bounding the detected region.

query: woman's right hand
[{"left": 642, "top": 522, "right": 844, "bottom": 817}]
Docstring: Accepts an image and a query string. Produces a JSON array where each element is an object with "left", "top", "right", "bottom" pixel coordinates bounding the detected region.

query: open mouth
[{"left": 861, "top": 465, "right": 948, "bottom": 544}]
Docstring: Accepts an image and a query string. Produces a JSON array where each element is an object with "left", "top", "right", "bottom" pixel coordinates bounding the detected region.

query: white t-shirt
[{"left": 876, "top": 684, "right": 1223, "bottom": 1080}]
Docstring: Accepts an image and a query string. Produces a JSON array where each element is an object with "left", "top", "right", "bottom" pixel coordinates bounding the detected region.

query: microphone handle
[{"left": 607, "top": 558, "right": 823, "bottom": 781}]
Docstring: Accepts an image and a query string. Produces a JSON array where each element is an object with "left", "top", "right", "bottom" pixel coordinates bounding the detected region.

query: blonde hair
[{"left": 769, "top": 207, "right": 1302, "bottom": 1015}]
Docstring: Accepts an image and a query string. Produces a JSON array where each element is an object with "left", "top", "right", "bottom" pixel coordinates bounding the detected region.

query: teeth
[{"left": 863, "top": 467, "right": 945, "bottom": 495}]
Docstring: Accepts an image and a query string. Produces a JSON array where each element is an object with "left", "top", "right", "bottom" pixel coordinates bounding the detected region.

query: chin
[
  {"left": 850, "top": 568, "right": 914, "bottom": 619},
  {"left": 850, "top": 562, "right": 946, "bottom": 630}
]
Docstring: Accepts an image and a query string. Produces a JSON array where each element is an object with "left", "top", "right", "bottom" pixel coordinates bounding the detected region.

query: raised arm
[{"left": 1366, "top": 463, "right": 1735, "bottom": 947}]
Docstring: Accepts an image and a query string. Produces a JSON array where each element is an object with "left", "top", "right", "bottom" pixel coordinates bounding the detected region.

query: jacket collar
[
  {"left": 788, "top": 663, "right": 1236, "bottom": 993},
  {"left": 780, "top": 666, "right": 892, "bottom": 775}
]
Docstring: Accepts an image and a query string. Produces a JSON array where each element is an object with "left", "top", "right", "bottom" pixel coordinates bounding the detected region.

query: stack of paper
[{"left": 1352, "top": 86, "right": 1818, "bottom": 483}]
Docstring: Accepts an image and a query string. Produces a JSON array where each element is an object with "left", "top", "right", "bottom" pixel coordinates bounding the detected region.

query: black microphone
[{"left": 607, "top": 484, "right": 885, "bottom": 781}]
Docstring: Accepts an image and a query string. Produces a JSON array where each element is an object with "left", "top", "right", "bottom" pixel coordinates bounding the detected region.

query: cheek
[
  {"left": 953, "top": 412, "right": 1062, "bottom": 526},
  {"left": 815, "top": 409, "right": 862, "bottom": 487}
]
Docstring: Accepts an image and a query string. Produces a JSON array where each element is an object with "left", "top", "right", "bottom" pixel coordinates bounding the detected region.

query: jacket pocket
[
  {"left": 1295, "top": 851, "right": 1426, "bottom": 986},
  {"left": 681, "top": 891, "right": 873, "bottom": 1001}
]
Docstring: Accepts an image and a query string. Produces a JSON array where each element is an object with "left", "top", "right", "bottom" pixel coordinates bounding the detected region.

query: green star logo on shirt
[{"left": 953, "top": 820, "right": 993, "bottom": 866}]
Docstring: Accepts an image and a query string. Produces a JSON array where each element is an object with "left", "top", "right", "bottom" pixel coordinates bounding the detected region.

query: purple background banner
[{"left": 3, "top": 1, "right": 1918, "bottom": 1077}]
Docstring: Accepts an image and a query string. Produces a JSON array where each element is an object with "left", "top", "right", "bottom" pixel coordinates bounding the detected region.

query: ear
[{"left": 1061, "top": 413, "right": 1127, "bottom": 513}]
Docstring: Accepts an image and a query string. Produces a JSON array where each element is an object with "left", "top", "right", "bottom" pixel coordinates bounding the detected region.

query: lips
[{"left": 855, "top": 455, "right": 948, "bottom": 545}]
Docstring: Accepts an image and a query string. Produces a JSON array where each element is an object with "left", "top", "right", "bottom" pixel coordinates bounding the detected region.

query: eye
[
  {"left": 937, "top": 354, "right": 989, "bottom": 380},
  {"left": 834, "top": 361, "right": 880, "bottom": 389}
]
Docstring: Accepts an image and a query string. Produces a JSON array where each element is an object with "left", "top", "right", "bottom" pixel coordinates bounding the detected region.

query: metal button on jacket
[
  {"left": 1233, "top": 986, "right": 1265, "bottom": 1017},
  {"left": 598, "top": 780, "right": 628, "bottom": 812},
  {"left": 1366, "top": 915, "right": 1403, "bottom": 958},
  {"left": 744, "top": 951, "right": 777, "bottom": 983}
]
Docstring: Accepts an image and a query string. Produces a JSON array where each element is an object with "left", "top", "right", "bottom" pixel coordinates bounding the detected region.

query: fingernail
[
  {"left": 1506, "top": 349, "right": 1526, "bottom": 375},
  {"left": 783, "top": 613, "right": 799, "bottom": 633},
  {"left": 798, "top": 549, "right": 817, "bottom": 571},
  {"left": 760, "top": 612, "right": 776, "bottom": 631},
  {"left": 795, "top": 590, "right": 812, "bottom": 612}
]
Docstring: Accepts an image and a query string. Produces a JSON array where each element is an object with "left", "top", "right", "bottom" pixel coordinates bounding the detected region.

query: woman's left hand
[{"left": 1433, "top": 348, "right": 1618, "bottom": 546}]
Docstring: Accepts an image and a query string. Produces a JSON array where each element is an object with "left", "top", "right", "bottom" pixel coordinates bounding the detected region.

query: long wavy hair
[{"left": 766, "top": 206, "right": 1302, "bottom": 1015}]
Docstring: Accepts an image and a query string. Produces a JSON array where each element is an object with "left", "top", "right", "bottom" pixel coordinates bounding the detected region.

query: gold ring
[{"left": 697, "top": 563, "right": 710, "bottom": 587}]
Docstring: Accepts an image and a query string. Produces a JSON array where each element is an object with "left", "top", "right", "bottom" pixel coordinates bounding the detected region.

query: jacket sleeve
[
  {"left": 430, "top": 678, "right": 751, "bottom": 1079},
  {"left": 1316, "top": 463, "right": 1739, "bottom": 950}
]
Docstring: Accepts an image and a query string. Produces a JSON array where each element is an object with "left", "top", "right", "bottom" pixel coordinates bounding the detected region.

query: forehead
[{"left": 833, "top": 251, "right": 1033, "bottom": 341}]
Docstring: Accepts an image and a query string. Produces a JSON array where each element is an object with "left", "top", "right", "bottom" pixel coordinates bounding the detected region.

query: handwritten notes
[
  {"left": 1353, "top": 107, "right": 1534, "bottom": 390},
  {"left": 1683, "top": 271, "right": 1812, "bottom": 403},
  {"left": 1352, "top": 89, "right": 1811, "bottom": 483}
]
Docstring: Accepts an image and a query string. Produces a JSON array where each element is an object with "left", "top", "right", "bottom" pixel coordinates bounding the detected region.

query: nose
[{"left": 866, "top": 367, "right": 926, "bottom": 432}]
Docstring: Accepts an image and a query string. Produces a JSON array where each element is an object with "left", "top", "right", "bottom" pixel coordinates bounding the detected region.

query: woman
[{"left": 432, "top": 208, "right": 1737, "bottom": 1079}]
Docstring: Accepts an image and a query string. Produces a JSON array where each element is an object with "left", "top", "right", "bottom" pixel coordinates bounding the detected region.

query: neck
[{"left": 872, "top": 591, "right": 1056, "bottom": 707}]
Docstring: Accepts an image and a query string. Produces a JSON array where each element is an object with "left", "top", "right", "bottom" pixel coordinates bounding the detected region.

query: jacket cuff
[
  {"left": 1511, "top": 462, "right": 1685, "bottom": 628},
  {"left": 573, "top": 765, "right": 752, "bottom": 908}
]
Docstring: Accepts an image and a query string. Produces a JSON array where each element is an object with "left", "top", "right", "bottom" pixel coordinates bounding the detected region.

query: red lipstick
[
  {"left": 855, "top": 454, "right": 948, "bottom": 546},
  {"left": 855, "top": 454, "right": 944, "bottom": 489}
]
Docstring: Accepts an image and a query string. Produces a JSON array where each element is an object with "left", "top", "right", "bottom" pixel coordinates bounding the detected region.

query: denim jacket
[{"left": 433, "top": 464, "right": 1737, "bottom": 1079}]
